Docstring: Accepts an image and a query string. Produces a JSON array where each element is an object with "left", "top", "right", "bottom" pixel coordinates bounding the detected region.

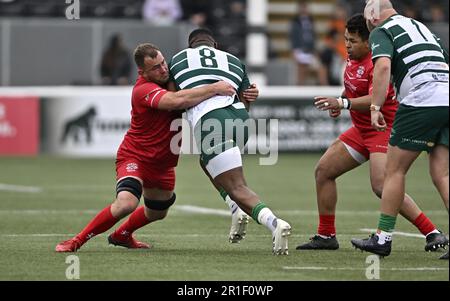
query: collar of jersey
[{"left": 377, "top": 13, "right": 400, "bottom": 28}]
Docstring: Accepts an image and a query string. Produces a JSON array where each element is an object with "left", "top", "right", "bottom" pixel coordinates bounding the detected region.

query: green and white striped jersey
[
  {"left": 370, "top": 14, "right": 449, "bottom": 106},
  {"left": 169, "top": 45, "right": 250, "bottom": 127}
]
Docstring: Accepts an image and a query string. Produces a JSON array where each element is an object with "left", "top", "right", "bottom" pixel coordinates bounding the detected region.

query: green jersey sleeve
[
  {"left": 369, "top": 28, "right": 394, "bottom": 61},
  {"left": 238, "top": 63, "right": 250, "bottom": 94}
]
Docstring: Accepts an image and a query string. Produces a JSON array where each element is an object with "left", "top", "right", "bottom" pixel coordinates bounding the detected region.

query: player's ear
[{"left": 137, "top": 68, "right": 143, "bottom": 76}]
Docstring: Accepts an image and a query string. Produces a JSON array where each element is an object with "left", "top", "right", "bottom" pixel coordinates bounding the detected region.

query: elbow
[{"left": 379, "top": 64, "right": 391, "bottom": 75}]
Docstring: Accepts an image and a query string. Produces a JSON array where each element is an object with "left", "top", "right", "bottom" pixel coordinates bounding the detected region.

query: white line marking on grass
[
  {"left": 0, "top": 206, "right": 447, "bottom": 221},
  {"left": 2, "top": 233, "right": 360, "bottom": 238},
  {"left": 360, "top": 228, "right": 425, "bottom": 238},
  {"left": 174, "top": 206, "right": 447, "bottom": 217},
  {"left": 174, "top": 205, "right": 230, "bottom": 217},
  {"left": 3, "top": 234, "right": 75, "bottom": 237},
  {"left": 0, "top": 183, "right": 42, "bottom": 193},
  {"left": 47, "top": 185, "right": 112, "bottom": 191},
  {"left": 276, "top": 210, "right": 448, "bottom": 216},
  {"left": 1, "top": 233, "right": 228, "bottom": 238},
  {"left": 283, "top": 266, "right": 449, "bottom": 271},
  {"left": 0, "top": 210, "right": 98, "bottom": 215},
  {"left": 0, "top": 232, "right": 428, "bottom": 239}
]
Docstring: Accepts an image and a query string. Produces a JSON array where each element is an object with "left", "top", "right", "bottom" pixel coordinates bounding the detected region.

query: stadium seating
[{"left": 0, "top": 0, "right": 26, "bottom": 16}]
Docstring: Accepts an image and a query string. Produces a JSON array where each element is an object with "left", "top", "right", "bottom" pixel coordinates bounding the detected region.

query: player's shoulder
[
  {"left": 169, "top": 48, "right": 189, "bottom": 66},
  {"left": 134, "top": 78, "right": 161, "bottom": 91},
  {"left": 222, "top": 49, "right": 241, "bottom": 61},
  {"left": 362, "top": 54, "right": 374, "bottom": 69},
  {"left": 347, "top": 55, "right": 373, "bottom": 75},
  {"left": 369, "top": 25, "right": 393, "bottom": 42},
  {"left": 133, "top": 80, "right": 165, "bottom": 99},
  {"left": 371, "top": 15, "right": 408, "bottom": 39},
  {"left": 223, "top": 50, "right": 245, "bottom": 68}
]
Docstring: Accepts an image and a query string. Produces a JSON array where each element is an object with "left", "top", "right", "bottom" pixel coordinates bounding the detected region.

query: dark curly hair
[
  {"left": 346, "top": 13, "right": 370, "bottom": 41},
  {"left": 188, "top": 28, "right": 217, "bottom": 48}
]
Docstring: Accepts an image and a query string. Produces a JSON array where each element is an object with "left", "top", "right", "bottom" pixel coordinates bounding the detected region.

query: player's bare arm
[
  {"left": 314, "top": 87, "right": 371, "bottom": 118},
  {"left": 370, "top": 57, "right": 391, "bottom": 131},
  {"left": 314, "top": 95, "right": 371, "bottom": 112},
  {"left": 157, "top": 81, "right": 235, "bottom": 111}
]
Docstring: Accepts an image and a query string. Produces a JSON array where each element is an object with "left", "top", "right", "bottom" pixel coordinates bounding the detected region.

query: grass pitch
[{"left": 0, "top": 154, "right": 448, "bottom": 280}]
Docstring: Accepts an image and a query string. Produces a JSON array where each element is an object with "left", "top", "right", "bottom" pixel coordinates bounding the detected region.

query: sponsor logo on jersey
[
  {"left": 357, "top": 66, "right": 365, "bottom": 78},
  {"left": 126, "top": 162, "right": 138, "bottom": 172}
]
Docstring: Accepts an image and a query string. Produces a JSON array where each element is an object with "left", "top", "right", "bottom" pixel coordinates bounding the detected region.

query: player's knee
[
  {"left": 371, "top": 185, "right": 383, "bottom": 199},
  {"left": 315, "top": 162, "right": 333, "bottom": 183},
  {"left": 144, "top": 193, "right": 176, "bottom": 220},
  {"left": 370, "top": 177, "right": 384, "bottom": 198},
  {"left": 430, "top": 172, "right": 448, "bottom": 188},
  {"left": 113, "top": 196, "right": 139, "bottom": 216}
]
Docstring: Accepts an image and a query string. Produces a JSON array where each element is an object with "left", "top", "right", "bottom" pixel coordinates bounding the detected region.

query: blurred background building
[{"left": 0, "top": 0, "right": 447, "bottom": 87}]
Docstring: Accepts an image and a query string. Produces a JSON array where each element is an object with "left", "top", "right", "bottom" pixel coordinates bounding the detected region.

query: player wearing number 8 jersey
[
  {"left": 169, "top": 28, "right": 292, "bottom": 255},
  {"left": 352, "top": 0, "right": 449, "bottom": 259},
  {"left": 55, "top": 43, "right": 238, "bottom": 252}
]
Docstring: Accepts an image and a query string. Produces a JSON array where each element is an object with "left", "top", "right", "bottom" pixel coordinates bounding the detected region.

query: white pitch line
[
  {"left": 0, "top": 232, "right": 433, "bottom": 239},
  {"left": 1, "top": 232, "right": 382, "bottom": 238},
  {"left": 1, "top": 233, "right": 231, "bottom": 238},
  {"left": 2, "top": 234, "right": 74, "bottom": 237},
  {"left": 359, "top": 228, "right": 425, "bottom": 238},
  {"left": 283, "top": 266, "right": 449, "bottom": 271},
  {"left": 0, "top": 206, "right": 231, "bottom": 216},
  {"left": 0, "top": 210, "right": 99, "bottom": 215},
  {"left": 0, "top": 206, "right": 447, "bottom": 219},
  {"left": 173, "top": 206, "right": 447, "bottom": 217},
  {"left": 0, "top": 183, "right": 42, "bottom": 193},
  {"left": 174, "top": 205, "right": 230, "bottom": 217}
]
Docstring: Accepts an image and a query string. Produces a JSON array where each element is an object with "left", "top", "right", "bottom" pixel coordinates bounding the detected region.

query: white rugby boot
[
  {"left": 229, "top": 207, "right": 250, "bottom": 243},
  {"left": 272, "top": 219, "right": 292, "bottom": 255}
]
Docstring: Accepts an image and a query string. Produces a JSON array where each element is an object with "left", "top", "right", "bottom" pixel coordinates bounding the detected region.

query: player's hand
[
  {"left": 314, "top": 96, "right": 340, "bottom": 111},
  {"left": 371, "top": 111, "right": 387, "bottom": 131},
  {"left": 243, "top": 83, "right": 259, "bottom": 102},
  {"left": 214, "top": 81, "right": 236, "bottom": 96},
  {"left": 329, "top": 109, "right": 341, "bottom": 118}
]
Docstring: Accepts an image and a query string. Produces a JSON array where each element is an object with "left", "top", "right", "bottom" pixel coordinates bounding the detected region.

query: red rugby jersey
[
  {"left": 343, "top": 53, "right": 397, "bottom": 131},
  {"left": 117, "top": 75, "right": 181, "bottom": 167}
]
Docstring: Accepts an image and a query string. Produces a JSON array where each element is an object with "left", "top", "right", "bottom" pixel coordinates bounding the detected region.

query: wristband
[{"left": 337, "top": 97, "right": 351, "bottom": 109}]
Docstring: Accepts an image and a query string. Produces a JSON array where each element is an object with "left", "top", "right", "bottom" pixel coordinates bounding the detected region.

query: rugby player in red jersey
[
  {"left": 55, "top": 43, "right": 258, "bottom": 252},
  {"left": 296, "top": 14, "right": 447, "bottom": 251}
]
